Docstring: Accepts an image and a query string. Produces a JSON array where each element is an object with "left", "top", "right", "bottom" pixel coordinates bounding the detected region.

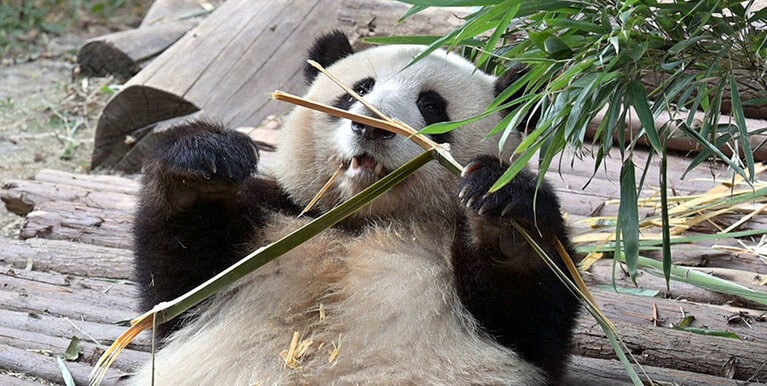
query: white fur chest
[{"left": 130, "top": 215, "right": 544, "bottom": 385}]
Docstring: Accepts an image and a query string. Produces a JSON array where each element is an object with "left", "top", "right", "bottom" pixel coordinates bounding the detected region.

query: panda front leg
[
  {"left": 133, "top": 120, "right": 296, "bottom": 338},
  {"left": 451, "top": 155, "right": 580, "bottom": 386}
]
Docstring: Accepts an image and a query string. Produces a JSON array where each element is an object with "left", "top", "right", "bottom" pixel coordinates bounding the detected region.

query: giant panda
[{"left": 131, "top": 30, "right": 580, "bottom": 385}]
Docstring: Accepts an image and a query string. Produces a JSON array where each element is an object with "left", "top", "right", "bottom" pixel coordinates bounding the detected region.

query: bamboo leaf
[
  {"left": 659, "top": 142, "right": 671, "bottom": 291},
  {"left": 596, "top": 285, "right": 660, "bottom": 297},
  {"left": 398, "top": 4, "right": 429, "bottom": 21},
  {"left": 729, "top": 74, "right": 756, "bottom": 181},
  {"left": 626, "top": 255, "right": 767, "bottom": 306},
  {"left": 57, "top": 356, "right": 76, "bottom": 386},
  {"left": 672, "top": 326, "right": 742, "bottom": 340},
  {"left": 627, "top": 80, "right": 662, "bottom": 154},
  {"left": 618, "top": 159, "right": 640, "bottom": 284}
]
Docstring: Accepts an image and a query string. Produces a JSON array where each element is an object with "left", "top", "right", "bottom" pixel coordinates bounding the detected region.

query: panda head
[{"left": 273, "top": 31, "right": 521, "bottom": 220}]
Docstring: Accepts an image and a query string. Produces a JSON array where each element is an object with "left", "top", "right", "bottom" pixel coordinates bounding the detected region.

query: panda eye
[
  {"left": 333, "top": 77, "right": 375, "bottom": 111},
  {"left": 417, "top": 91, "right": 449, "bottom": 125},
  {"left": 353, "top": 78, "right": 375, "bottom": 96}
]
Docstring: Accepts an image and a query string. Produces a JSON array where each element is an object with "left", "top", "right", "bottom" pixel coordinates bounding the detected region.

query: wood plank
[
  {"left": 0, "top": 344, "right": 126, "bottom": 386},
  {"left": 20, "top": 200, "right": 133, "bottom": 249},
  {"left": 77, "top": 21, "right": 193, "bottom": 79},
  {"left": 568, "top": 355, "right": 753, "bottom": 385},
  {"left": 0, "top": 373, "right": 47, "bottom": 386},
  {"left": 0, "top": 267, "right": 139, "bottom": 312},
  {"left": 0, "top": 308, "right": 150, "bottom": 352},
  {"left": 0, "top": 326, "right": 149, "bottom": 374},
  {"left": 574, "top": 289, "right": 767, "bottom": 380},
  {"left": 0, "top": 238, "right": 133, "bottom": 279},
  {"left": 0, "top": 274, "right": 137, "bottom": 325}
]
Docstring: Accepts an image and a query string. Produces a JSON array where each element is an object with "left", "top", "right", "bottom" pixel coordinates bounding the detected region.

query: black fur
[
  {"left": 133, "top": 121, "right": 299, "bottom": 338},
  {"left": 494, "top": 65, "right": 541, "bottom": 131},
  {"left": 304, "top": 29, "right": 354, "bottom": 83},
  {"left": 452, "top": 155, "right": 579, "bottom": 385}
]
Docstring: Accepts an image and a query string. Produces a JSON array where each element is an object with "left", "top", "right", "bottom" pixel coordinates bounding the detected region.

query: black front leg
[
  {"left": 451, "top": 155, "right": 580, "bottom": 385},
  {"left": 133, "top": 120, "right": 297, "bottom": 338}
]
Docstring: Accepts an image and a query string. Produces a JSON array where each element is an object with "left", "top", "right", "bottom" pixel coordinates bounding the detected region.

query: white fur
[
  {"left": 131, "top": 216, "right": 545, "bottom": 385},
  {"left": 130, "top": 45, "right": 541, "bottom": 384}
]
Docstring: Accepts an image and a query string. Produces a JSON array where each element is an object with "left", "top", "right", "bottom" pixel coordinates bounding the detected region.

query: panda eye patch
[
  {"left": 417, "top": 91, "right": 449, "bottom": 125},
  {"left": 417, "top": 90, "right": 451, "bottom": 143},
  {"left": 332, "top": 77, "right": 375, "bottom": 112}
]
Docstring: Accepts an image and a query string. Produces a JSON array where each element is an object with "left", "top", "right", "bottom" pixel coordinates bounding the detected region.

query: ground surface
[{"left": 0, "top": 3, "right": 149, "bottom": 237}]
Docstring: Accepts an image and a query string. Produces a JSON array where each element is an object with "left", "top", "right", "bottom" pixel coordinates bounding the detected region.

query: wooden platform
[{"left": 1, "top": 145, "right": 766, "bottom": 385}]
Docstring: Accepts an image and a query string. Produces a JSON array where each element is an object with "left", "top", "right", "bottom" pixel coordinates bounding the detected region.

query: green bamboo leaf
[
  {"left": 489, "top": 143, "right": 539, "bottom": 192},
  {"left": 728, "top": 74, "right": 756, "bottom": 181},
  {"left": 672, "top": 326, "right": 742, "bottom": 340},
  {"left": 577, "top": 228, "right": 767, "bottom": 254},
  {"left": 659, "top": 142, "right": 671, "bottom": 291},
  {"left": 678, "top": 122, "right": 748, "bottom": 179},
  {"left": 544, "top": 35, "right": 573, "bottom": 59},
  {"left": 397, "top": 4, "right": 429, "bottom": 21},
  {"left": 678, "top": 315, "right": 695, "bottom": 328},
  {"left": 627, "top": 80, "right": 663, "bottom": 154},
  {"left": 63, "top": 336, "right": 82, "bottom": 361},
  {"left": 476, "top": 2, "right": 520, "bottom": 68},
  {"left": 395, "top": 0, "right": 504, "bottom": 5},
  {"left": 56, "top": 356, "right": 76, "bottom": 386},
  {"left": 617, "top": 159, "right": 640, "bottom": 284},
  {"left": 596, "top": 285, "right": 660, "bottom": 297},
  {"left": 627, "top": 255, "right": 767, "bottom": 306},
  {"left": 363, "top": 36, "right": 442, "bottom": 45}
]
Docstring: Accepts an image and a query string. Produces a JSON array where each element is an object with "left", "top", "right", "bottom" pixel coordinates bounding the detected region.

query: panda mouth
[{"left": 343, "top": 153, "right": 390, "bottom": 178}]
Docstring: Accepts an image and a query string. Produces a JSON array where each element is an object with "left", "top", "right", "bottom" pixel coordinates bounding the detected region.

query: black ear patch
[
  {"left": 494, "top": 65, "right": 539, "bottom": 132},
  {"left": 305, "top": 30, "right": 355, "bottom": 83}
]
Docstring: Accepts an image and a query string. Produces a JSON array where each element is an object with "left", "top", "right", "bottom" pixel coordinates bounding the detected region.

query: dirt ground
[{"left": 0, "top": 5, "right": 149, "bottom": 238}]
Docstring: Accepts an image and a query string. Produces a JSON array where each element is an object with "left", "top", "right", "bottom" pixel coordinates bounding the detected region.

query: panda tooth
[
  {"left": 374, "top": 163, "right": 384, "bottom": 176},
  {"left": 351, "top": 157, "right": 360, "bottom": 169}
]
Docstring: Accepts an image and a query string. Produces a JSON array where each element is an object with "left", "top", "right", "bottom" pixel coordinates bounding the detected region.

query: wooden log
[
  {"left": 77, "top": 0, "right": 218, "bottom": 79},
  {"left": 0, "top": 269, "right": 139, "bottom": 324},
  {"left": 1, "top": 175, "right": 137, "bottom": 217},
  {"left": 0, "top": 373, "right": 44, "bottom": 386},
  {"left": 91, "top": 0, "right": 469, "bottom": 172},
  {"left": 574, "top": 289, "right": 767, "bottom": 381},
  {"left": 0, "top": 308, "right": 150, "bottom": 352},
  {"left": 77, "top": 21, "right": 194, "bottom": 79},
  {"left": 0, "top": 344, "right": 126, "bottom": 386},
  {"left": 568, "top": 355, "right": 755, "bottom": 385},
  {"left": 19, "top": 200, "right": 133, "bottom": 249},
  {"left": 0, "top": 326, "right": 150, "bottom": 374},
  {"left": 1, "top": 267, "right": 139, "bottom": 312},
  {"left": 141, "top": 0, "right": 216, "bottom": 27},
  {"left": 0, "top": 238, "right": 133, "bottom": 279}
]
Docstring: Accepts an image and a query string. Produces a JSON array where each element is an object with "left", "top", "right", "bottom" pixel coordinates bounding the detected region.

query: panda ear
[
  {"left": 494, "top": 66, "right": 539, "bottom": 132},
  {"left": 305, "top": 30, "right": 354, "bottom": 83}
]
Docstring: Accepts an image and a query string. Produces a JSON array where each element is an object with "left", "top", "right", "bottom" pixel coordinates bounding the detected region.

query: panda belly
[{"left": 129, "top": 214, "right": 545, "bottom": 385}]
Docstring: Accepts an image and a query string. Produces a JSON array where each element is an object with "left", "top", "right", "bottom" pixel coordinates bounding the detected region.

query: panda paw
[
  {"left": 458, "top": 155, "right": 549, "bottom": 226},
  {"left": 151, "top": 120, "right": 259, "bottom": 188}
]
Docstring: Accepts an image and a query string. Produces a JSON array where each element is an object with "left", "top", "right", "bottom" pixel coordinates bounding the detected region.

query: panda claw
[
  {"left": 466, "top": 196, "right": 477, "bottom": 209},
  {"left": 461, "top": 160, "right": 483, "bottom": 177},
  {"left": 458, "top": 185, "right": 469, "bottom": 199},
  {"left": 478, "top": 203, "right": 491, "bottom": 216},
  {"left": 501, "top": 204, "right": 513, "bottom": 217}
]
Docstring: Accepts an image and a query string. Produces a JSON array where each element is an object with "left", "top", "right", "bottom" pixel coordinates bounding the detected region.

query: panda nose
[{"left": 351, "top": 121, "right": 395, "bottom": 140}]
